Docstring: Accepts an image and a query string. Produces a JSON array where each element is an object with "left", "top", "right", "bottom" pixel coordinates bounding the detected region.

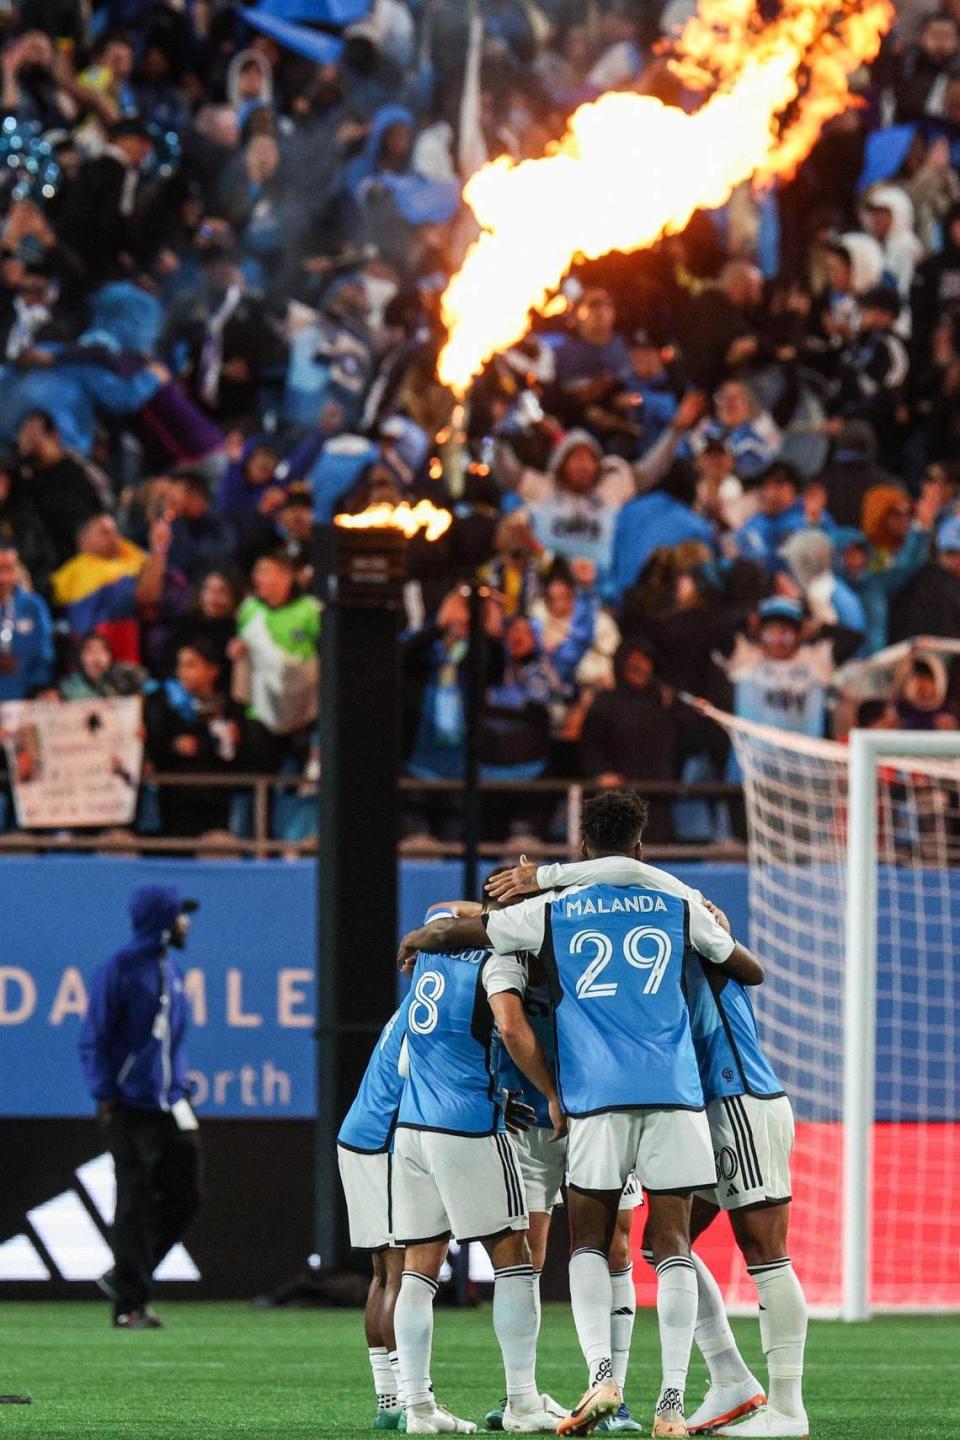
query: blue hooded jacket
[{"left": 78, "top": 886, "right": 194, "bottom": 1111}]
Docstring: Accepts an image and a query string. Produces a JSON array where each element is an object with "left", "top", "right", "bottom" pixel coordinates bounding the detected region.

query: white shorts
[
  {"left": 392, "top": 1128, "right": 529, "bottom": 1244},
  {"left": 698, "top": 1094, "right": 794, "bottom": 1211},
  {"left": 337, "top": 1145, "right": 394, "bottom": 1251},
  {"left": 514, "top": 1128, "right": 644, "bottom": 1215},
  {"left": 566, "top": 1108, "right": 717, "bottom": 1195}
]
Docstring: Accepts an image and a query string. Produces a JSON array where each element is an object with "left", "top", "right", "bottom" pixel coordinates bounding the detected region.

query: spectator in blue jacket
[
  {"left": 78, "top": 886, "right": 202, "bottom": 1330},
  {"left": 833, "top": 506, "right": 933, "bottom": 655},
  {"left": 0, "top": 544, "right": 55, "bottom": 702},
  {"left": 607, "top": 460, "right": 715, "bottom": 605},
  {"left": 735, "top": 462, "right": 836, "bottom": 573}
]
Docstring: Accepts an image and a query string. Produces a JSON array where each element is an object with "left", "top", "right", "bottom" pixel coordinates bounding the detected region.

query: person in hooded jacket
[{"left": 79, "top": 886, "right": 202, "bottom": 1330}]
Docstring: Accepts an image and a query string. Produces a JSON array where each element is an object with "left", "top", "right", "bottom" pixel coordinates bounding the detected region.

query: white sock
[
  {"left": 655, "top": 1255, "right": 698, "bottom": 1412},
  {"left": 369, "top": 1345, "right": 399, "bottom": 1410},
  {"left": 690, "top": 1252, "right": 754, "bottom": 1386},
  {"left": 494, "top": 1264, "right": 540, "bottom": 1407},
  {"left": 610, "top": 1266, "right": 635, "bottom": 1391},
  {"left": 569, "top": 1248, "right": 615, "bottom": 1388},
  {"left": 388, "top": 1350, "right": 403, "bottom": 1407},
  {"left": 395, "top": 1271, "right": 438, "bottom": 1410},
  {"left": 748, "top": 1259, "right": 807, "bottom": 1418}
]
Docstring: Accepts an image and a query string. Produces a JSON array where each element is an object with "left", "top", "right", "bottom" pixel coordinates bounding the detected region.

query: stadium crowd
[{"left": 2, "top": 0, "right": 960, "bottom": 842}]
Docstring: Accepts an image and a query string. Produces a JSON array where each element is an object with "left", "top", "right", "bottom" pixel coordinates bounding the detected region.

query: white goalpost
[{"left": 712, "top": 712, "right": 960, "bottom": 1318}]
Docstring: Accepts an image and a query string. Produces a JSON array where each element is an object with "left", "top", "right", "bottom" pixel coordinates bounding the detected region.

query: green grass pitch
[{"left": 1, "top": 1302, "right": 957, "bottom": 1438}]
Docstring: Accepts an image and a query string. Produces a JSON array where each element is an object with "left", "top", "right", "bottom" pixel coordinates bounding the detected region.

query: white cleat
[
  {"left": 686, "top": 1379, "right": 766, "bottom": 1435},
  {"left": 405, "top": 1403, "right": 478, "bottom": 1434},
  {"left": 503, "top": 1395, "right": 569, "bottom": 1432},
  {"left": 714, "top": 1407, "right": 808, "bottom": 1438}
]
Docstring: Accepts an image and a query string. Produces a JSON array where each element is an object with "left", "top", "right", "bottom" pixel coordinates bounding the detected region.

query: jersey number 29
[
  {"left": 572, "top": 927, "right": 672, "bottom": 1001},
  {"left": 409, "top": 971, "right": 446, "bottom": 1034}
]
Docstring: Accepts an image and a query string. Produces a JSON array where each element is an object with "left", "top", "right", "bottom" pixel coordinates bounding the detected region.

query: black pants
[{"left": 109, "top": 1104, "right": 203, "bottom": 1315}]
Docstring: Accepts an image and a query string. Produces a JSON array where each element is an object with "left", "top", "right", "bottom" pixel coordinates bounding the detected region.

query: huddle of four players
[{"left": 337, "top": 791, "right": 809, "bottom": 1440}]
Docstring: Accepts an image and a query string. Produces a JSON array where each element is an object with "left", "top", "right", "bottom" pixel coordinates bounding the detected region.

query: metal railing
[{"left": 0, "top": 773, "right": 746, "bottom": 861}]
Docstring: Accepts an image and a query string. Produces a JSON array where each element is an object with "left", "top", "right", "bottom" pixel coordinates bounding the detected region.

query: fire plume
[
  {"left": 334, "top": 500, "right": 453, "bottom": 542},
  {"left": 438, "top": 0, "right": 893, "bottom": 397}
]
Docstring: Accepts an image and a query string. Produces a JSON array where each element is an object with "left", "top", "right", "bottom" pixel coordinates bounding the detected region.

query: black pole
[
  {"left": 314, "top": 525, "right": 405, "bottom": 1270},
  {"left": 463, "top": 579, "right": 485, "bottom": 902}
]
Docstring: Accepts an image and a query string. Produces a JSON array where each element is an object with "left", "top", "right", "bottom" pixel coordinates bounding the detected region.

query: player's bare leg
[
  {"left": 484, "top": 1229, "right": 566, "bottom": 1433},
  {"left": 558, "top": 1187, "right": 623, "bottom": 1437},
  {"left": 714, "top": 1206, "right": 807, "bottom": 1438},
  {"left": 396, "top": 1241, "right": 475, "bottom": 1434},
  {"left": 597, "top": 1207, "right": 643, "bottom": 1434},
  {"left": 682, "top": 1199, "right": 764, "bottom": 1435},
  {"left": 645, "top": 1192, "right": 701, "bottom": 1439},
  {"left": 367, "top": 1248, "right": 405, "bottom": 1429}
]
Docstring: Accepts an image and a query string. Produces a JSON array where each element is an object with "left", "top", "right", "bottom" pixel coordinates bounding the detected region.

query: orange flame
[
  {"left": 438, "top": 0, "right": 893, "bottom": 397},
  {"left": 334, "top": 500, "right": 453, "bottom": 542}
]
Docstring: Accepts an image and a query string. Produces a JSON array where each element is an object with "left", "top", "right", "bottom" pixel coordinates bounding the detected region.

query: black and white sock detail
[
  {"left": 403, "top": 1270, "right": 440, "bottom": 1295},
  {"left": 746, "top": 1256, "right": 792, "bottom": 1278},
  {"left": 494, "top": 1263, "right": 535, "bottom": 1280},
  {"left": 656, "top": 1388, "right": 684, "bottom": 1418},
  {"left": 655, "top": 1255, "right": 696, "bottom": 1279}
]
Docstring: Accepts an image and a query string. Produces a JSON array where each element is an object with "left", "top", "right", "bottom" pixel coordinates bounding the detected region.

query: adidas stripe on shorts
[
  {"left": 698, "top": 1093, "right": 795, "bottom": 1210},
  {"left": 391, "top": 1128, "right": 529, "bottom": 1244}
]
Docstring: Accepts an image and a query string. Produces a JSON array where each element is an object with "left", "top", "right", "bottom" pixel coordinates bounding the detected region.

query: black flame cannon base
[{"left": 313, "top": 524, "right": 407, "bottom": 1271}]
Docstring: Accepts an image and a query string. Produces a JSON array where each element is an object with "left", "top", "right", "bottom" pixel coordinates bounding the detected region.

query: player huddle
[{"left": 337, "top": 792, "right": 809, "bottom": 1440}]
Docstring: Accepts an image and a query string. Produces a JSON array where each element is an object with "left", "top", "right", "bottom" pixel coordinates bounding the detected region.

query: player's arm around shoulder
[
  {"left": 396, "top": 906, "right": 489, "bottom": 972},
  {"left": 487, "top": 985, "right": 566, "bottom": 1143},
  {"left": 695, "top": 895, "right": 764, "bottom": 986}
]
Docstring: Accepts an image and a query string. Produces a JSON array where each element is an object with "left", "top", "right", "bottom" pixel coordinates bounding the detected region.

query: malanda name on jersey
[
  {"left": 485, "top": 856, "right": 738, "bottom": 1119},
  {"left": 563, "top": 892, "right": 668, "bottom": 917}
]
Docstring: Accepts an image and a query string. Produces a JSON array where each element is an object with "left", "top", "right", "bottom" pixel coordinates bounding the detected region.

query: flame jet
[{"left": 438, "top": 0, "right": 894, "bottom": 397}]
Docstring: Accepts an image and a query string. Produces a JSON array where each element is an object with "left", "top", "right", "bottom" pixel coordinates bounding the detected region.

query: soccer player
[
  {"left": 487, "top": 966, "right": 645, "bottom": 1435},
  {"left": 337, "top": 994, "right": 414, "bottom": 1429},
  {"left": 399, "top": 792, "right": 764, "bottom": 1438},
  {"left": 391, "top": 907, "right": 568, "bottom": 1435},
  {"left": 490, "top": 866, "right": 808, "bottom": 1439}
]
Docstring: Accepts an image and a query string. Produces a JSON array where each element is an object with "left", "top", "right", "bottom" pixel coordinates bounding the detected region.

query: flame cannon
[{"left": 313, "top": 502, "right": 451, "bottom": 1271}]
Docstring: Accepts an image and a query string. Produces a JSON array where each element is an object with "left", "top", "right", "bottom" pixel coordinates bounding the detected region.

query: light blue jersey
[
  {"left": 685, "top": 956, "right": 784, "bottom": 1104},
  {"left": 337, "top": 994, "right": 411, "bottom": 1154},
  {"left": 397, "top": 914, "right": 527, "bottom": 1137},
  {"left": 493, "top": 978, "right": 556, "bottom": 1129},
  {"left": 485, "top": 860, "right": 738, "bottom": 1119}
]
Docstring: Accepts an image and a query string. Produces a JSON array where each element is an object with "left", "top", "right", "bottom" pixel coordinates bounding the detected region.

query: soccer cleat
[
  {"left": 652, "top": 1389, "right": 687, "bottom": 1438},
  {"left": 596, "top": 1404, "right": 644, "bottom": 1433},
  {"left": 405, "top": 1403, "right": 478, "bottom": 1434},
  {"left": 113, "top": 1308, "right": 163, "bottom": 1330},
  {"left": 556, "top": 1382, "right": 622, "bottom": 1436},
  {"left": 374, "top": 1409, "right": 405, "bottom": 1430},
  {"left": 714, "top": 1407, "right": 808, "bottom": 1438},
  {"left": 686, "top": 1379, "right": 766, "bottom": 1435},
  {"left": 485, "top": 1398, "right": 507, "bottom": 1431},
  {"left": 503, "top": 1395, "right": 569, "bottom": 1432}
]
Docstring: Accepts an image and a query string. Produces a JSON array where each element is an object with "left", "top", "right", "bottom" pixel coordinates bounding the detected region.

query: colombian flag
[{"left": 52, "top": 540, "right": 147, "bottom": 663}]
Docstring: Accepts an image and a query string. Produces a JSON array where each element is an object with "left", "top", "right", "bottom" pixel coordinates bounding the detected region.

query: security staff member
[{"left": 79, "top": 886, "right": 202, "bottom": 1329}]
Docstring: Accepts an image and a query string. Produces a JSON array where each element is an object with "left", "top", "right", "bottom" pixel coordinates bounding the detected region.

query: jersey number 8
[
  {"left": 572, "top": 927, "right": 672, "bottom": 1001},
  {"left": 409, "top": 970, "right": 446, "bottom": 1034}
]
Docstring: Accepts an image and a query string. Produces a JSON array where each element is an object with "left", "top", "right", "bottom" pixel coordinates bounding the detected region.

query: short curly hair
[{"left": 581, "top": 790, "right": 649, "bottom": 856}]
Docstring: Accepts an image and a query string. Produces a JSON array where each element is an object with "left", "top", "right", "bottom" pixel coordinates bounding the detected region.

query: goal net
[{"left": 712, "top": 710, "right": 960, "bottom": 1315}]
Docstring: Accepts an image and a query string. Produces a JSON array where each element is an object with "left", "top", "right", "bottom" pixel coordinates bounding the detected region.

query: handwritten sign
[{"left": 0, "top": 697, "right": 143, "bottom": 828}]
